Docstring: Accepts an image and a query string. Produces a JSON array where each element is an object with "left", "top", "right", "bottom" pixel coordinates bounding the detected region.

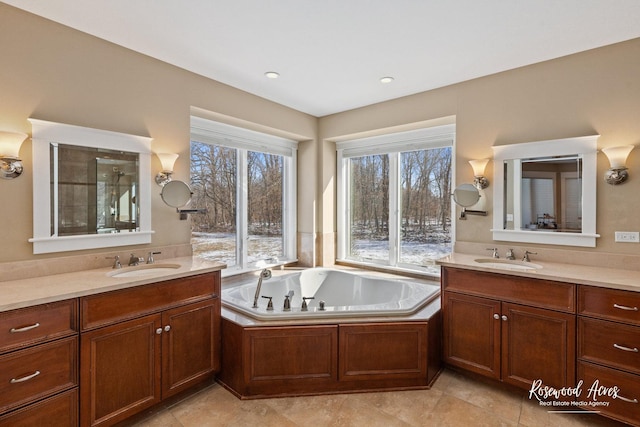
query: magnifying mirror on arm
[{"left": 452, "top": 183, "right": 487, "bottom": 219}]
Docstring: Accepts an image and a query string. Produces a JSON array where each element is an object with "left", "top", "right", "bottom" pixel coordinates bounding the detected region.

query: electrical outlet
[{"left": 614, "top": 231, "right": 640, "bottom": 243}]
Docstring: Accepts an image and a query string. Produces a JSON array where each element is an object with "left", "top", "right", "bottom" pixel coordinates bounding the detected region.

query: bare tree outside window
[{"left": 190, "top": 142, "right": 284, "bottom": 266}]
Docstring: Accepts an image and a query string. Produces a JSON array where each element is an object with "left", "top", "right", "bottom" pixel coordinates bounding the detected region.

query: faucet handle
[
  {"left": 522, "top": 251, "right": 538, "bottom": 262},
  {"left": 261, "top": 296, "right": 274, "bottom": 311},
  {"left": 147, "top": 251, "right": 161, "bottom": 264},
  {"left": 486, "top": 248, "right": 499, "bottom": 259},
  {"left": 106, "top": 255, "right": 122, "bottom": 269},
  {"left": 301, "top": 297, "right": 315, "bottom": 311}
]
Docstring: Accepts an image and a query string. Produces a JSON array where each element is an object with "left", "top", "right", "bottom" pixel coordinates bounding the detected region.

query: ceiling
[{"left": 5, "top": 0, "right": 640, "bottom": 117}]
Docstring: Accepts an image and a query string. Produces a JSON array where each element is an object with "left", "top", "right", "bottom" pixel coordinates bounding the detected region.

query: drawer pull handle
[
  {"left": 10, "top": 370, "right": 41, "bottom": 384},
  {"left": 613, "top": 343, "right": 639, "bottom": 353},
  {"left": 613, "top": 303, "right": 638, "bottom": 311},
  {"left": 616, "top": 395, "right": 638, "bottom": 404},
  {"left": 9, "top": 323, "right": 40, "bottom": 333}
]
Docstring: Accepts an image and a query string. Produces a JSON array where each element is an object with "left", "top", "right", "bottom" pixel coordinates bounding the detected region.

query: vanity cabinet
[
  {"left": 442, "top": 267, "right": 576, "bottom": 390},
  {"left": 577, "top": 285, "right": 640, "bottom": 426},
  {"left": 0, "top": 299, "right": 78, "bottom": 426},
  {"left": 80, "top": 272, "right": 221, "bottom": 427}
]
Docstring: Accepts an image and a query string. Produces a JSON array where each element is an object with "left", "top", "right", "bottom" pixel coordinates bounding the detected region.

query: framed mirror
[
  {"left": 29, "top": 119, "right": 154, "bottom": 254},
  {"left": 492, "top": 135, "right": 599, "bottom": 247}
]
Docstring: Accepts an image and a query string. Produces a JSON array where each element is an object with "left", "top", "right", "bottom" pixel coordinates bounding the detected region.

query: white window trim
[
  {"left": 336, "top": 124, "right": 456, "bottom": 270},
  {"left": 190, "top": 117, "right": 297, "bottom": 275}
]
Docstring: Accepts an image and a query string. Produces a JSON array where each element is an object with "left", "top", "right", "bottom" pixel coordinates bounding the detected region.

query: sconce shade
[
  {"left": 156, "top": 153, "right": 179, "bottom": 172},
  {"left": 602, "top": 145, "right": 634, "bottom": 169},
  {"left": 469, "top": 158, "right": 489, "bottom": 176},
  {"left": 0, "top": 131, "right": 28, "bottom": 158},
  {"left": 469, "top": 158, "right": 490, "bottom": 189}
]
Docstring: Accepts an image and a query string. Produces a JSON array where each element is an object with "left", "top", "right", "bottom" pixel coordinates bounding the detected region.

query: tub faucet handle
[
  {"left": 318, "top": 300, "right": 326, "bottom": 311},
  {"left": 261, "top": 296, "right": 274, "bottom": 311},
  {"left": 301, "top": 297, "right": 315, "bottom": 311}
]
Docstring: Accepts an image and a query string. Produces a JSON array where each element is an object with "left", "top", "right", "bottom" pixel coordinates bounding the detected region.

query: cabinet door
[
  {"left": 80, "top": 314, "right": 161, "bottom": 427},
  {"left": 162, "top": 299, "right": 219, "bottom": 399},
  {"left": 502, "top": 302, "right": 575, "bottom": 390},
  {"left": 443, "top": 292, "right": 501, "bottom": 379}
]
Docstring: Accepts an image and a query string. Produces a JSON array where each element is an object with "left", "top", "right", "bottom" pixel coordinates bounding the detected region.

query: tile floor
[{"left": 133, "top": 369, "right": 628, "bottom": 427}]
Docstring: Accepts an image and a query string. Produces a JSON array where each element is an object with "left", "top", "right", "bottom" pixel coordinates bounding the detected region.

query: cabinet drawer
[
  {"left": 442, "top": 267, "right": 575, "bottom": 313},
  {"left": 81, "top": 272, "right": 219, "bottom": 330},
  {"left": 0, "top": 336, "right": 78, "bottom": 414},
  {"left": 0, "top": 299, "right": 78, "bottom": 354},
  {"left": 578, "top": 317, "right": 640, "bottom": 375},
  {"left": 579, "top": 286, "right": 640, "bottom": 325},
  {"left": 0, "top": 388, "right": 77, "bottom": 427},
  {"left": 578, "top": 361, "right": 640, "bottom": 426}
]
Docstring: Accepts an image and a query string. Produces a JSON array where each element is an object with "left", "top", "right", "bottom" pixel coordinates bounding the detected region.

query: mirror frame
[
  {"left": 29, "top": 118, "right": 154, "bottom": 254},
  {"left": 491, "top": 135, "right": 600, "bottom": 247}
]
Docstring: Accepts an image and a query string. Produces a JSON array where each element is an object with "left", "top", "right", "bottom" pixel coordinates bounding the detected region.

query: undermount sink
[
  {"left": 108, "top": 263, "right": 181, "bottom": 278},
  {"left": 473, "top": 258, "right": 543, "bottom": 271}
]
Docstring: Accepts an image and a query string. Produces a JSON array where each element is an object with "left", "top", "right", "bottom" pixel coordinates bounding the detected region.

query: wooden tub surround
[{"left": 218, "top": 298, "right": 442, "bottom": 399}]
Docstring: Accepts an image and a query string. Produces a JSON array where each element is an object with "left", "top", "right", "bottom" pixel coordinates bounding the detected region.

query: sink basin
[
  {"left": 473, "top": 258, "right": 543, "bottom": 271},
  {"left": 108, "top": 263, "right": 181, "bottom": 278}
]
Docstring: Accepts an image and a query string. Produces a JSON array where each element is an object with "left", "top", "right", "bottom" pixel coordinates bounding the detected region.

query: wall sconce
[
  {"left": 602, "top": 145, "right": 634, "bottom": 185},
  {"left": 469, "top": 158, "right": 490, "bottom": 189},
  {"left": 0, "top": 131, "right": 28, "bottom": 179},
  {"left": 155, "top": 152, "right": 179, "bottom": 186}
]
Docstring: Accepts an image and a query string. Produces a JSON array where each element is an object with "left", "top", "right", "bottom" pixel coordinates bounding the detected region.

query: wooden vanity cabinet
[
  {"left": 80, "top": 272, "right": 221, "bottom": 427},
  {"left": 578, "top": 285, "right": 640, "bottom": 426},
  {"left": 442, "top": 267, "right": 576, "bottom": 390},
  {"left": 0, "top": 299, "right": 78, "bottom": 426}
]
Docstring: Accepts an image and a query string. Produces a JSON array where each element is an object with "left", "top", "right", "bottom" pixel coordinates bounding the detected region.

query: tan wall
[
  {"left": 319, "top": 38, "right": 640, "bottom": 257},
  {"left": 0, "top": 4, "right": 316, "bottom": 262},
  {"left": 2, "top": 3, "right": 639, "bottom": 267}
]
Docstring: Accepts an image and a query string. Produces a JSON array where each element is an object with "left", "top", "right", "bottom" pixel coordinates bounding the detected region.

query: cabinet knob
[
  {"left": 501, "top": 315, "right": 508, "bottom": 321},
  {"left": 156, "top": 328, "right": 163, "bottom": 335},
  {"left": 164, "top": 325, "right": 171, "bottom": 332},
  {"left": 493, "top": 314, "right": 500, "bottom": 320}
]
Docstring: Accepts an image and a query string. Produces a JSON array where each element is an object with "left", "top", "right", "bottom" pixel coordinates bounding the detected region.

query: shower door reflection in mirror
[{"left": 51, "top": 143, "right": 139, "bottom": 236}]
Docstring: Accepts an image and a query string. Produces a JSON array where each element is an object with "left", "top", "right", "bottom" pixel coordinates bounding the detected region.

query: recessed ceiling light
[
  {"left": 264, "top": 71, "right": 280, "bottom": 79},
  {"left": 380, "top": 76, "right": 394, "bottom": 84}
]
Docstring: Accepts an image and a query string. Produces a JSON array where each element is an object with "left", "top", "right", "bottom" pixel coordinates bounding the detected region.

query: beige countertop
[
  {"left": 0, "top": 257, "right": 226, "bottom": 313},
  {"left": 437, "top": 252, "right": 640, "bottom": 292}
]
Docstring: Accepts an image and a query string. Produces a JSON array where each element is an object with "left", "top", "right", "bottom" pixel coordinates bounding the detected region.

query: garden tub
[{"left": 222, "top": 267, "right": 440, "bottom": 321}]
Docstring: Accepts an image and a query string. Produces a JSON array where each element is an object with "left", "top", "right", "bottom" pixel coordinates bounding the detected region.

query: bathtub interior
[{"left": 222, "top": 268, "right": 440, "bottom": 320}]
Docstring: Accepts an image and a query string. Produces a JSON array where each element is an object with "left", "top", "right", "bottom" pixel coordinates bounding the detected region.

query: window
[
  {"left": 190, "top": 117, "right": 297, "bottom": 274},
  {"left": 337, "top": 125, "right": 454, "bottom": 275}
]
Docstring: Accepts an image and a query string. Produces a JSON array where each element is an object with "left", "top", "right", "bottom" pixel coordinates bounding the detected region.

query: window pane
[
  {"left": 247, "top": 151, "right": 283, "bottom": 264},
  {"left": 190, "top": 141, "right": 237, "bottom": 267},
  {"left": 399, "top": 148, "right": 452, "bottom": 270},
  {"left": 349, "top": 155, "right": 389, "bottom": 262}
]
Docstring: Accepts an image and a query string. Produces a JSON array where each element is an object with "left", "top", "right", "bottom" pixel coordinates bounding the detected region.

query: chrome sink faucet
[
  {"left": 505, "top": 249, "right": 516, "bottom": 260},
  {"left": 487, "top": 248, "right": 499, "bottom": 259}
]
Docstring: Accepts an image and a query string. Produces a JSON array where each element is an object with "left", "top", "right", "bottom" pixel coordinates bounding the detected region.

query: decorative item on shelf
[
  {"left": 469, "top": 158, "right": 490, "bottom": 189},
  {"left": 0, "top": 131, "right": 28, "bottom": 179},
  {"left": 154, "top": 152, "right": 179, "bottom": 186},
  {"left": 602, "top": 145, "right": 634, "bottom": 185}
]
